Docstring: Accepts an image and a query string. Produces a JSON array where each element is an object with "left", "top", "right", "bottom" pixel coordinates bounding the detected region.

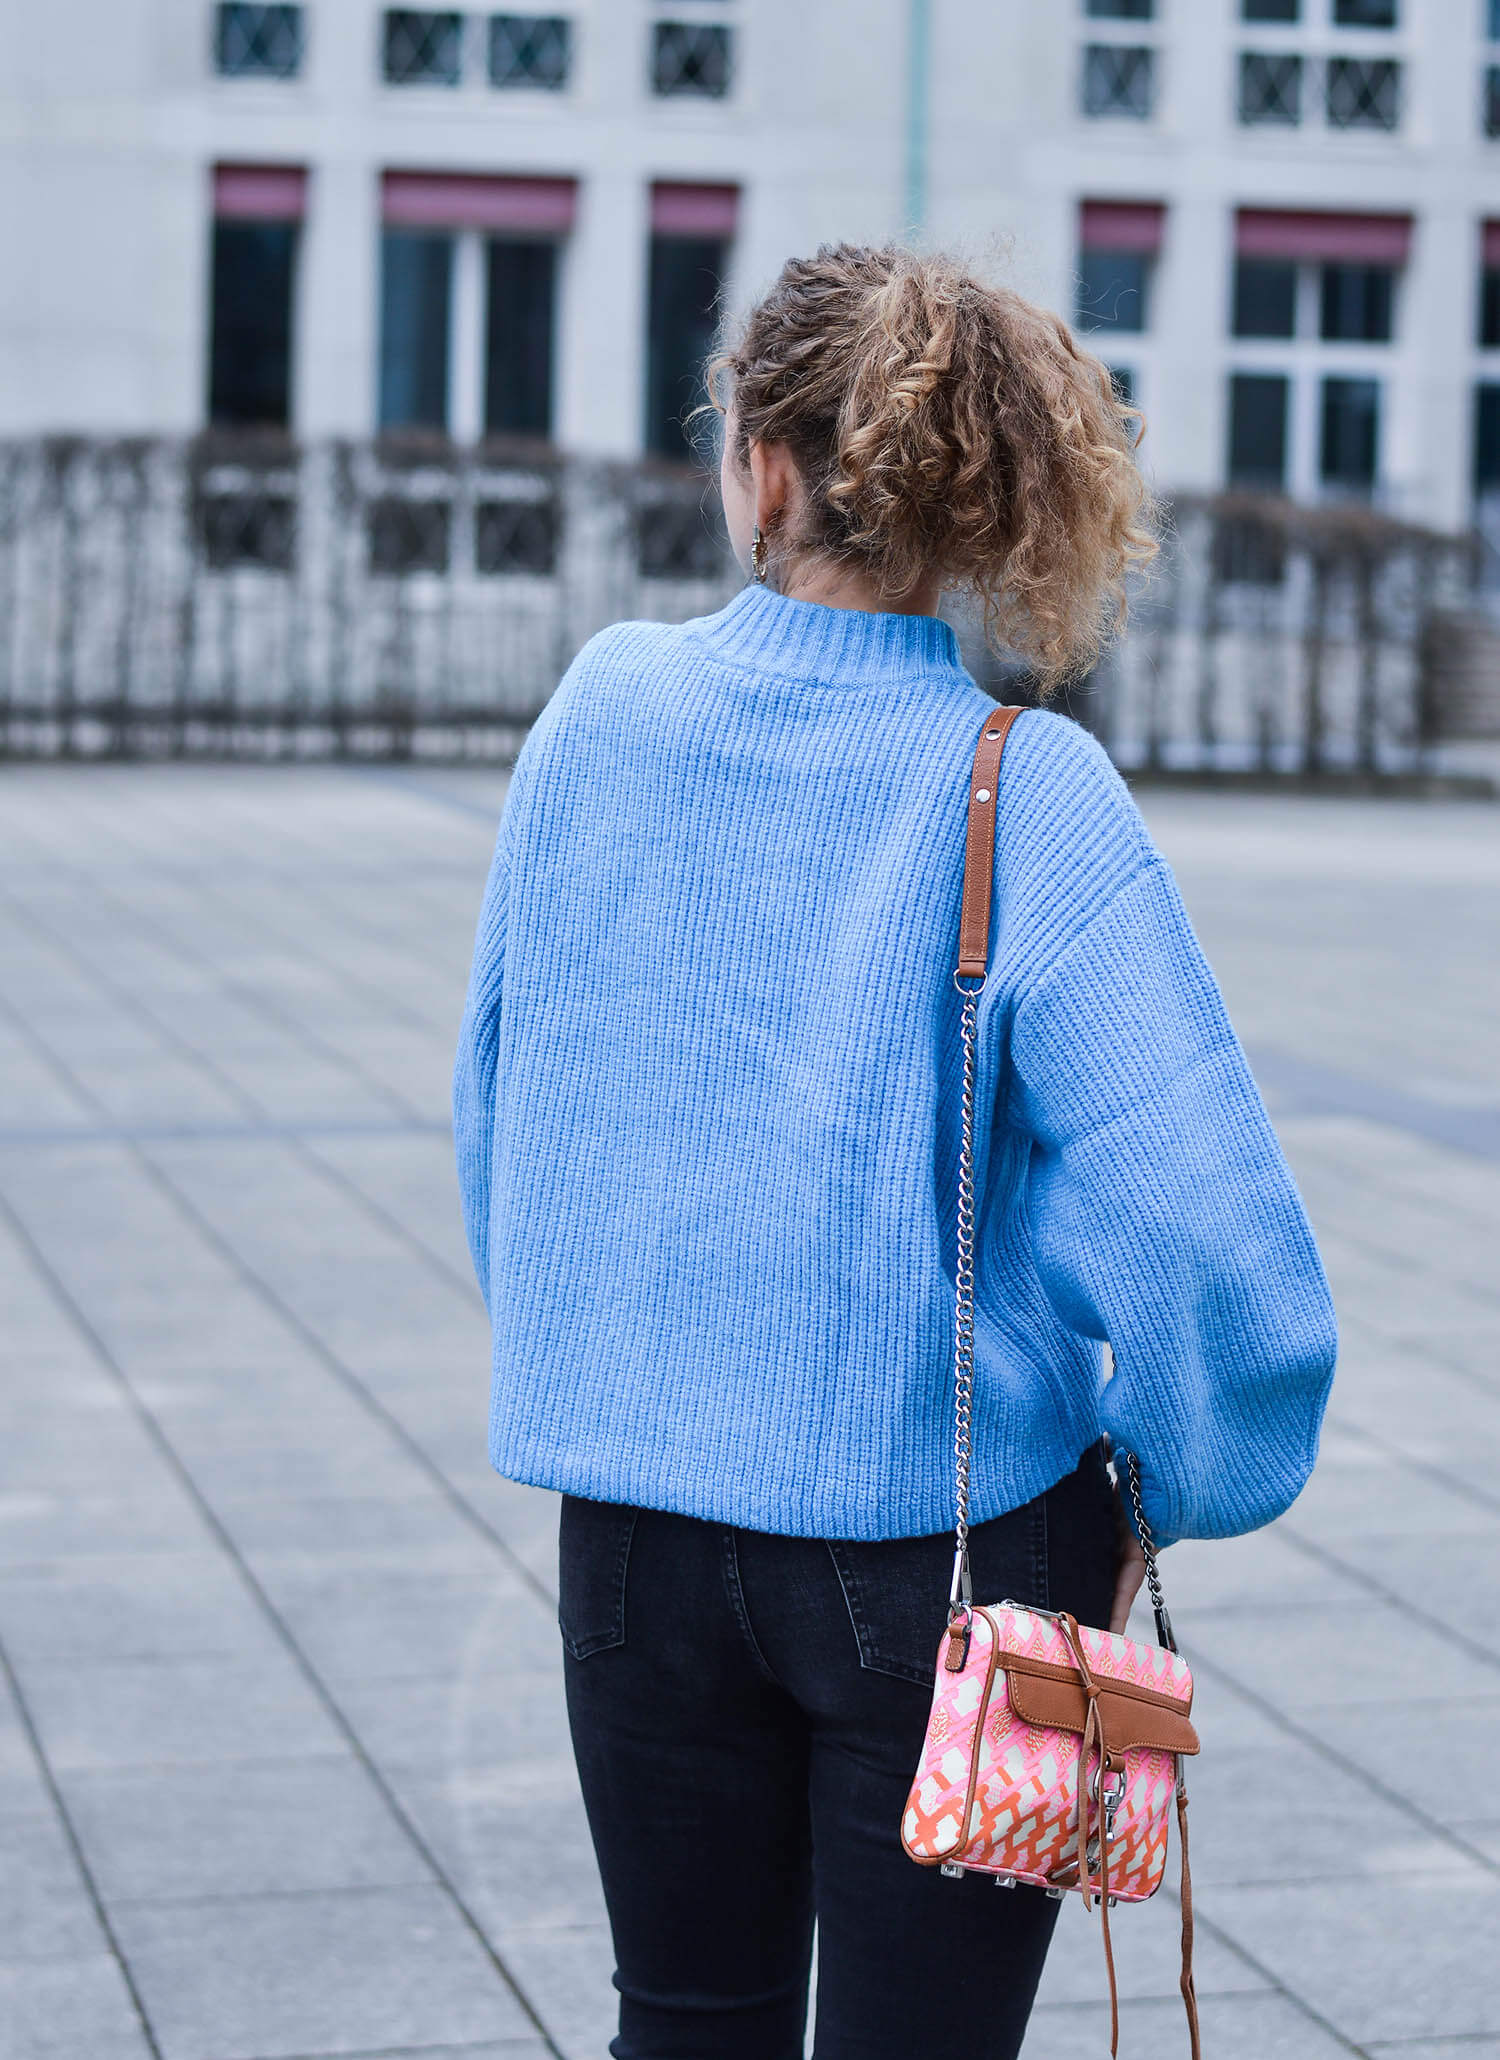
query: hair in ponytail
[{"left": 710, "top": 244, "right": 1157, "bottom": 689}]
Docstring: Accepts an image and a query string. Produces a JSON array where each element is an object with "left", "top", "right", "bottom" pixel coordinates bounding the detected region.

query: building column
[
  {"left": 556, "top": 163, "right": 649, "bottom": 458},
  {"left": 450, "top": 228, "right": 486, "bottom": 443},
  {"left": 296, "top": 156, "right": 378, "bottom": 437},
  {"left": 1398, "top": 207, "right": 1471, "bottom": 532},
  {"left": 1148, "top": 192, "right": 1227, "bottom": 494}
]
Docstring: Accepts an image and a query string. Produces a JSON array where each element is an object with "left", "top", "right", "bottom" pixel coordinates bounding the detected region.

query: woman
[{"left": 454, "top": 245, "right": 1336, "bottom": 2060}]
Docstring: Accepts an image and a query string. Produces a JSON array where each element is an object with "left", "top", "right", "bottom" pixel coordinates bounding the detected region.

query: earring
[{"left": 750, "top": 525, "right": 768, "bottom": 583}]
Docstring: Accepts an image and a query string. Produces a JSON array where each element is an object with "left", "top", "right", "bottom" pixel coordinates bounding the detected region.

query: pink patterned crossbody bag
[{"left": 900, "top": 707, "right": 1203, "bottom": 2059}]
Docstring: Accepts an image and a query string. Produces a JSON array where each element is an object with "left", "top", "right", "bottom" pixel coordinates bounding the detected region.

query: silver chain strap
[
  {"left": 1124, "top": 1448, "right": 1175, "bottom": 1652},
  {"left": 945, "top": 973, "right": 1177, "bottom": 1655},
  {"left": 946, "top": 973, "right": 982, "bottom": 1621}
]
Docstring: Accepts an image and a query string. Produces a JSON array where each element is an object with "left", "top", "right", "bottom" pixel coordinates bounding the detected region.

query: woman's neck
[{"left": 777, "top": 558, "right": 942, "bottom": 619}]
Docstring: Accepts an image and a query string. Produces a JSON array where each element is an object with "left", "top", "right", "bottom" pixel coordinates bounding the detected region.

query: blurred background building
[
  {"left": 10, "top": 0, "right": 1500, "bottom": 523},
  {"left": 4, "top": 0, "right": 1500, "bottom": 769}
]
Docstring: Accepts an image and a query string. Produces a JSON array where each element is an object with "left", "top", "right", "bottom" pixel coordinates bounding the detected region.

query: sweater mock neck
[{"left": 693, "top": 581, "right": 962, "bottom": 689}]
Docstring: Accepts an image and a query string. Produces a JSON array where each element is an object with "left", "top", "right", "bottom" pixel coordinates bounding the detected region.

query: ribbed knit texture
[{"left": 454, "top": 583, "right": 1337, "bottom": 1545}]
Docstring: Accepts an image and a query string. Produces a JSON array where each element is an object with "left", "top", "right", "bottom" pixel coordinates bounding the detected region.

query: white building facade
[{"left": 7, "top": 0, "right": 1500, "bottom": 530}]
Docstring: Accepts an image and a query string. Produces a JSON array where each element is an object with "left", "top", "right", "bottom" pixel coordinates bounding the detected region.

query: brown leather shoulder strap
[{"left": 955, "top": 705, "right": 1025, "bottom": 980}]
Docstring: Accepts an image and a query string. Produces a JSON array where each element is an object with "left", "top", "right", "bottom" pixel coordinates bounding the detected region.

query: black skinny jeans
[{"left": 559, "top": 1444, "right": 1118, "bottom": 2060}]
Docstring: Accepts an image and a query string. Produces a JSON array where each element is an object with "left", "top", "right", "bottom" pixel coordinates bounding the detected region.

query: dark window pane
[
  {"left": 1107, "top": 365, "right": 1135, "bottom": 404},
  {"left": 1076, "top": 250, "right": 1149, "bottom": 333},
  {"left": 1320, "top": 376, "right": 1379, "bottom": 488},
  {"left": 1476, "top": 384, "right": 1500, "bottom": 490},
  {"left": 1486, "top": 66, "right": 1500, "bottom": 136},
  {"left": 488, "top": 14, "right": 570, "bottom": 87},
  {"left": 1491, "top": 0, "right": 1500, "bottom": 40},
  {"left": 637, "top": 502, "right": 724, "bottom": 579},
  {"left": 651, "top": 23, "right": 732, "bottom": 97},
  {"left": 209, "top": 221, "right": 296, "bottom": 427},
  {"left": 379, "top": 231, "right": 452, "bottom": 430},
  {"left": 647, "top": 236, "right": 725, "bottom": 460},
  {"left": 485, "top": 240, "right": 556, "bottom": 437},
  {"left": 383, "top": 10, "right": 462, "bottom": 84},
  {"left": 1326, "top": 56, "right": 1400, "bottom": 128},
  {"left": 1334, "top": 0, "right": 1396, "bottom": 23},
  {"left": 1239, "top": 50, "right": 1301, "bottom": 123},
  {"left": 1227, "top": 372, "right": 1289, "bottom": 489},
  {"left": 199, "top": 493, "right": 296, "bottom": 570},
  {"left": 1319, "top": 263, "right": 1394, "bottom": 342},
  {"left": 1481, "top": 267, "right": 1500, "bottom": 348},
  {"left": 1213, "top": 517, "right": 1286, "bottom": 586},
  {"left": 1233, "top": 258, "right": 1297, "bottom": 338},
  {"left": 368, "top": 498, "right": 451, "bottom": 572},
  {"left": 1085, "top": 0, "right": 1153, "bottom": 15},
  {"left": 476, "top": 499, "right": 558, "bottom": 574},
  {"left": 1081, "top": 43, "right": 1154, "bottom": 116},
  {"left": 1242, "top": 0, "right": 1299, "bottom": 18},
  {"left": 215, "top": 3, "right": 304, "bottom": 77}
]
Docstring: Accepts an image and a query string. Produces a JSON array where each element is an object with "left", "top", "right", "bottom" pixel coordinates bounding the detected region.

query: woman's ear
[{"left": 747, "top": 439, "right": 802, "bottom": 541}]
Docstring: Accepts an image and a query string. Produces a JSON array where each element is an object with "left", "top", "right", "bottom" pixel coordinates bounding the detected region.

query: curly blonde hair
[{"left": 710, "top": 244, "right": 1158, "bottom": 689}]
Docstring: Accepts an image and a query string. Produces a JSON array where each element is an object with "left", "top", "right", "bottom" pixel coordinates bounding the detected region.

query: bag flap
[{"left": 1004, "top": 1653, "right": 1200, "bottom": 1757}]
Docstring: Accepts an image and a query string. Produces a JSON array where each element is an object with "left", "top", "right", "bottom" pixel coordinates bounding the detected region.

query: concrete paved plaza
[{"left": 0, "top": 762, "right": 1497, "bottom": 2060}]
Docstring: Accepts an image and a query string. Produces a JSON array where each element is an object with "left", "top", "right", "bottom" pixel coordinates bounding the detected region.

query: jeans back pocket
[
  {"left": 558, "top": 1495, "right": 639, "bottom": 1660},
  {"left": 827, "top": 1494, "right": 1048, "bottom": 1686}
]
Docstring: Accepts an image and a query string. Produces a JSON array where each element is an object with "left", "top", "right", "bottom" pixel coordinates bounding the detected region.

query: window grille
[
  {"left": 651, "top": 22, "right": 732, "bottom": 98},
  {"left": 215, "top": 3, "right": 304, "bottom": 78},
  {"left": 489, "top": 14, "right": 570, "bottom": 87},
  {"left": 1213, "top": 517, "right": 1287, "bottom": 588},
  {"left": 637, "top": 503, "right": 725, "bottom": 579},
  {"left": 199, "top": 493, "right": 297, "bottom": 571},
  {"left": 1486, "top": 65, "right": 1500, "bottom": 138},
  {"left": 368, "top": 498, "right": 452, "bottom": 573},
  {"left": 1238, "top": 51, "right": 1302, "bottom": 124},
  {"left": 1326, "top": 55, "right": 1400, "bottom": 128},
  {"left": 1081, "top": 44, "right": 1154, "bottom": 119},
  {"left": 1333, "top": 0, "right": 1396, "bottom": 25},
  {"left": 383, "top": 10, "right": 464, "bottom": 85},
  {"left": 476, "top": 499, "right": 559, "bottom": 574}
]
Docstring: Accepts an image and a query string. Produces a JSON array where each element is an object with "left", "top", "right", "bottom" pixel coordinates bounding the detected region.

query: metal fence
[
  {"left": 0, "top": 435, "right": 735, "bottom": 761},
  {"left": 1019, "top": 496, "right": 1491, "bottom": 780},
  {"left": 0, "top": 435, "right": 1492, "bottom": 774}
]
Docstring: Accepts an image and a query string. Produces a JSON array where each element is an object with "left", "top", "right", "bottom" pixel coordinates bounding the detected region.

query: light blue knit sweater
[{"left": 454, "top": 582, "right": 1336, "bottom": 1546}]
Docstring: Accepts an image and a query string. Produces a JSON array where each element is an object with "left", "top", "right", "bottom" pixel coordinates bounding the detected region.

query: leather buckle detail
[{"left": 1003, "top": 1658, "right": 1201, "bottom": 1758}]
